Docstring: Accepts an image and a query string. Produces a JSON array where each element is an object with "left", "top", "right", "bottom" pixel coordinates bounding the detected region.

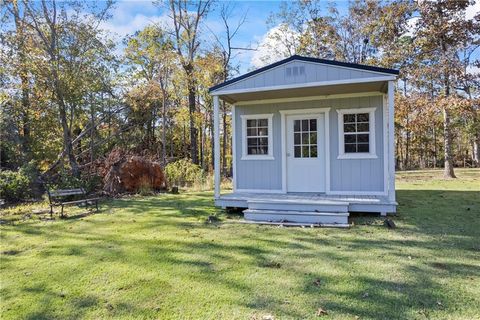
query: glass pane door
[{"left": 293, "top": 119, "right": 318, "bottom": 158}]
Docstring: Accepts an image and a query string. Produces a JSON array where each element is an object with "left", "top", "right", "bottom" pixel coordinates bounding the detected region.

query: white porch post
[
  {"left": 388, "top": 81, "right": 396, "bottom": 202},
  {"left": 213, "top": 95, "right": 221, "bottom": 199}
]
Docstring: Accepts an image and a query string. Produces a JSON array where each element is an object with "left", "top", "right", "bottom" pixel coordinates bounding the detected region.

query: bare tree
[{"left": 208, "top": 3, "right": 247, "bottom": 176}]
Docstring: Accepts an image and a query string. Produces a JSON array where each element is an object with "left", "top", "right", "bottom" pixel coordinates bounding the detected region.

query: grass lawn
[{"left": 1, "top": 169, "right": 479, "bottom": 319}]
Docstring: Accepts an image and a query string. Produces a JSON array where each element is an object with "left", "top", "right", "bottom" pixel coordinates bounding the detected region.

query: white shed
[{"left": 210, "top": 55, "right": 398, "bottom": 226}]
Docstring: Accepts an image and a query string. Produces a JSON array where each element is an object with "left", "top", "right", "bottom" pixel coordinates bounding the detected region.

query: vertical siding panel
[
  {"left": 350, "top": 70, "right": 364, "bottom": 79},
  {"left": 338, "top": 68, "right": 350, "bottom": 81},
  {"left": 264, "top": 70, "right": 274, "bottom": 87},
  {"left": 306, "top": 64, "right": 316, "bottom": 82},
  {"left": 217, "top": 62, "right": 388, "bottom": 92},
  {"left": 253, "top": 74, "right": 264, "bottom": 88},
  {"left": 243, "top": 77, "right": 255, "bottom": 89},
  {"left": 273, "top": 67, "right": 284, "bottom": 86},
  {"left": 234, "top": 96, "right": 385, "bottom": 192},
  {"left": 326, "top": 66, "right": 333, "bottom": 81},
  {"left": 360, "top": 160, "right": 367, "bottom": 191}
]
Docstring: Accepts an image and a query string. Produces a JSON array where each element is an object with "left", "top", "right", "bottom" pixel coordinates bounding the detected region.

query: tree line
[{"left": 0, "top": 0, "right": 479, "bottom": 190}]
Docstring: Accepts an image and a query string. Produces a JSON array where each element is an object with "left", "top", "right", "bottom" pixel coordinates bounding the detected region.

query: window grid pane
[
  {"left": 343, "top": 113, "right": 370, "bottom": 154},
  {"left": 247, "top": 118, "right": 269, "bottom": 155},
  {"left": 293, "top": 118, "right": 318, "bottom": 158}
]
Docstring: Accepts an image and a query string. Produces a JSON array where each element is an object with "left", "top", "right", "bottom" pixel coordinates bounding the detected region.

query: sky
[
  {"left": 101, "top": 0, "right": 288, "bottom": 75},
  {"left": 101, "top": 0, "right": 479, "bottom": 76}
]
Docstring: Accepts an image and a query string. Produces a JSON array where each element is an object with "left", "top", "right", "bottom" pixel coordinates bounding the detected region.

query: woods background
[{"left": 0, "top": 0, "right": 479, "bottom": 200}]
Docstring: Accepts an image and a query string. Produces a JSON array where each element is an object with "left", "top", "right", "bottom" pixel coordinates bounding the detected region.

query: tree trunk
[
  {"left": 473, "top": 133, "right": 480, "bottom": 168},
  {"left": 53, "top": 63, "right": 79, "bottom": 177},
  {"left": 12, "top": 1, "right": 31, "bottom": 160},
  {"left": 199, "top": 118, "right": 204, "bottom": 169},
  {"left": 442, "top": 107, "right": 456, "bottom": 178},
  {"left": 210, "top": 110, "right": 214, "bottom": 171},
  {"left": 439, "top": 21, "right": 455, "bottom": 178},
  {"left": 183, "top": 124, "right": 187, "bottom": 158},
  {"left": 433, "top": 125, "right": 437, "bottom": 168},
  {"left": 222, "top": 101, "right": 227, "bottom": 177},
  {"left": 184, "top": 64, "right": 198, "bottom": 164},
  {"left": 90, "top": 102, "right": 95, "bottom": 165},
  {"left": 405, "top": 122, "right": 410, "bottom": 170},
  {"left": 58, "top": 103, "right": 80, "bottom": 177},
  {"left": 162, "top": 91, "right": 167, "bottom": 167}
]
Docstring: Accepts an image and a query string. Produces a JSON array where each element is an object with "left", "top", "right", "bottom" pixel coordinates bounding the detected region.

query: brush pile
[{"left": 102, "top": 148, "right": 166, "bottom": 195}]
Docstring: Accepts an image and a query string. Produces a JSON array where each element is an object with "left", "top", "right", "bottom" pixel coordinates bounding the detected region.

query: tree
[
  {"left": 208, "top": 3, "right": 246, "bottom": 176},
  {"left": 124, "top": 24, "right": 176, "bottom": 163},
  {"left": 414, "top": 0, "right": 480, "bottom": 178},
  {"left": 166, "top": 0, "right": 213, "bottom": 165},
  {"left": 195, "top": 49, "right": 223, "bottom": 170},
  {"left": 8, "top": 0, "right": 32, "bottom": 160},
  {"left": 17, "top": 0, "right": 115, "bottom": 177}
]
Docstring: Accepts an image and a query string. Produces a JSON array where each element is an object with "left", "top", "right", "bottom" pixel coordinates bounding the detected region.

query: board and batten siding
[
  {"left": 221, "top": 61, "right": 387, "bottom": 92},
  {"left": 235, "top": 96, "right": 385, "bottom": 192}
]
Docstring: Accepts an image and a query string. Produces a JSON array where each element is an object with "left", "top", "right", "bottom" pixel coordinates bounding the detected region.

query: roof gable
[{"left": 210, "top": 55, "right": 399, "bottom": 93}]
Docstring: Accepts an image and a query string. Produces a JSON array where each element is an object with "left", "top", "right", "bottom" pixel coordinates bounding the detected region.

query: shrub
[
  {"left": 0, "top": 169, "right": 31, "bottom": 203},
  {"left": 51, "top": 170, "right": 102, "bottom": 194},
  {"left": 164, "top": 159, "right": 205, "bottom": 188}
]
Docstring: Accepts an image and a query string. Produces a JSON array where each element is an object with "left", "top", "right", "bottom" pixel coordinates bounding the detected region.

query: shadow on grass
[{"left": 1, "top": 189, "right": 479, "bottom": 319}]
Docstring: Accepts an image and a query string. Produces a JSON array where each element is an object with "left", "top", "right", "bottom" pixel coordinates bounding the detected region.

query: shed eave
[
  {"left": 209, "top": 54, "right": 400, "bottom": 93},
  {"left": 213, "top": 76, "right": 395, "bottom": 104}
]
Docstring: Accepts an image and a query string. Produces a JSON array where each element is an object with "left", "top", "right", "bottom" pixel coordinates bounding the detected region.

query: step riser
[
  {"left": 244, "top": 212, "right": 349, "bottom": 224},
  {"left": 248, "top": 202, "right": 348, "bottom": 213}
]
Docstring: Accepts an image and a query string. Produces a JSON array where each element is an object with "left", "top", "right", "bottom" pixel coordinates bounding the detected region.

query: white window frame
[
  {"left": 337, "top": 107, "right": 377, "bottom": 159},
  {"left": 241, "top": 113, "right": 274, "bottom": 160}
]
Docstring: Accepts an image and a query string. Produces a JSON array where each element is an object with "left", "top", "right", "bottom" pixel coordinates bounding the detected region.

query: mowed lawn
[{"left": 1, "top": 169, "right": 479, "bottom": 319}]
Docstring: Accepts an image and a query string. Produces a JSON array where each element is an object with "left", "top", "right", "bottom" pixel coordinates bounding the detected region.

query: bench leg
[
  {"left": 95, "top": 200, "right": 99, "bottom": 212},
  {"left": 50, "top": 205, "right": 53, "bottom": 217},
  {"left": 60, "top": 205, "right": 64, "bottom": 217}
]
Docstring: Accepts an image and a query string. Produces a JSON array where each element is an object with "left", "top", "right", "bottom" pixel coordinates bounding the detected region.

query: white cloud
[
  {"left": 100, "top": 13, "right": 170, "bottom": 40},
  {"left": 403, "top": 16, "right": 420, "bottom": 37},
  {"left": 466, "top": 0, "right": 480, "bottom": 20},
  {"left": 98, "top": 1, "right": 171, "bottom": 40},
  {"left": 250, "top": 24, "right": 300, "bottom": 69},
  {"left": 467, "top": 65, "right": 479, "bottom": 75}
]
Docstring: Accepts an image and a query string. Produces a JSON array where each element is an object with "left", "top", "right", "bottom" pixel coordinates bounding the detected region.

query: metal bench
[{"left": 47, "top": 188, "right": 99, "bottom": 217}]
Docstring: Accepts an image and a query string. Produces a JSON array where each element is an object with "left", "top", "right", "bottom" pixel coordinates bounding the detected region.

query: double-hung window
[
  {"left": 337, "top": 108, "right": 377, "bottom": 159},
  {"left": 241, "top": 114, "right": 274, "bottom": 160}
]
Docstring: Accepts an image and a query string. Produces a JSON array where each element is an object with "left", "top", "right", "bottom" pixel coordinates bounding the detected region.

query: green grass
[{"left": 1, "top": 169, "right": 479, "bottom": 320}]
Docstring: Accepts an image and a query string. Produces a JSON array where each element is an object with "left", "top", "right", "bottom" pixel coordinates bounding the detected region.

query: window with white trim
[
  {"left": 337, "top": 108, "right": 377, "bottom": 159},
  {"left": 241, "top": 114, "right": 273, "bottom": 160}
]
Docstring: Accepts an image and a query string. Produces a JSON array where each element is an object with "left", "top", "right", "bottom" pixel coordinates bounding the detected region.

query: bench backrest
[{"left": 48, "top": 188, "right": 86, "bottom": 198}]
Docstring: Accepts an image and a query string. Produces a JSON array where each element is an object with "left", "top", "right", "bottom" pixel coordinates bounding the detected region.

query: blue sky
[
  {"left": 101, "top": 1, "right": 294, "bottom": 74},
  {"left": 101, "top": 0, "right": 479, "bottom": 76}
]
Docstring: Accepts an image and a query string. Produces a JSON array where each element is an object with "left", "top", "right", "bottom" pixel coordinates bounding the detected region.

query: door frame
[{"left": 279, "top": 108, "right": 331, "bottom": 194}]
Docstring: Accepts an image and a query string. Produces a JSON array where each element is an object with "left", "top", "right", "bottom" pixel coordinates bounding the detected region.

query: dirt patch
[
  {"left": 431, "top": 262, "right": 448, "bottom": 270},
  {"left": 2, "top": 250, "right": 21, "bottom": 256}
]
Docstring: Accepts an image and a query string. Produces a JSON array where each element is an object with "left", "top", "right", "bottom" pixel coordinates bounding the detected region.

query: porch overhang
[{"left": 211, "top": 76, "right": 394, "bottom": 104}]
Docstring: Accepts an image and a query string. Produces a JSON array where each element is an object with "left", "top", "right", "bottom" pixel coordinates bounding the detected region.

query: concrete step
[
  {"left": 239, "top": 220, "right": 350, "bottom": 228},
  {"left": 247, "top": 199, "right": 349, "bottom": 213},
  {"left": 244, "top": 209, "right": 349, "bottom": 225}
]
